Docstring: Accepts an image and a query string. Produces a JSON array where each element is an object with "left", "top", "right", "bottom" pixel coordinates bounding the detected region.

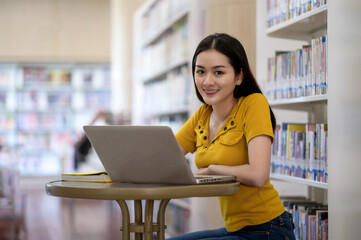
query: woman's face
[{"left": 194, "top": 49, "right": 242, "bottom": 108}]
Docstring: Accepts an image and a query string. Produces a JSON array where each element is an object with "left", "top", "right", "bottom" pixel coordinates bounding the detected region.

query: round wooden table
[{"left": 46, "top": 180, "right": 240, "bottom": 240}]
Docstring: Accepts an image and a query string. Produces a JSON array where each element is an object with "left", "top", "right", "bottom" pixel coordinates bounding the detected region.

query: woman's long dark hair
[{"left": 191, "top": 33, "right": 276, "bottom": 131}]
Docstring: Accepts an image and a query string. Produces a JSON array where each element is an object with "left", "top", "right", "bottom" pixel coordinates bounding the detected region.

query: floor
[{"left": 1, "top": 179, "right": 124, "bottom": 240}]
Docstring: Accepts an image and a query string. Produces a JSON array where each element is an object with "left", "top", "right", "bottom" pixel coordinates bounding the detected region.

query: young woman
[{"left": 169, "top": 33, "right": 295, "bottom": 240}]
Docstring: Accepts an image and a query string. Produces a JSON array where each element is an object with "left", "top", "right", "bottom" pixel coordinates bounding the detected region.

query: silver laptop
[{"left": 83, "top": 125, "right": 236, "bottom": 185}]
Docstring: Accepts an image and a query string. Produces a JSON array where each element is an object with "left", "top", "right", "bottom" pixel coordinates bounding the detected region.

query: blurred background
[{"left": 0, "top": 0, "right": 360, "bottom": 239}]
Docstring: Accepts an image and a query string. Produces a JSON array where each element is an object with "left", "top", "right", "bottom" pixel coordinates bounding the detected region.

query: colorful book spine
[
  {"left": 267, "top": 56, "right": 276, "bottom": 100},
  {"left": 306, "top": 123, "right": 316, "bottom": 180},
  {"left": 266, "top": 36, "right": 328, "bottom": 100},
  {"left": 281, "top": 198, "right": 328, "bottom": 240},
  {"left": 271, "top": 122, "right": 328, "bottom": 183},
  {"left": 266, "top": 0, "right": 327, "bottom": 28},
  {"left": 320, "top": 36, "right": 328, "bottom": 94},
  {"left": 287, "top": 124, "right": 306, "bottom": 177}
]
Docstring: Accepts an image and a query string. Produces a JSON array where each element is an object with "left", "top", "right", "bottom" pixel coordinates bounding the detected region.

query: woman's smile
[{"left": 204, "top": 89, "right": 219, "bottom": 95}]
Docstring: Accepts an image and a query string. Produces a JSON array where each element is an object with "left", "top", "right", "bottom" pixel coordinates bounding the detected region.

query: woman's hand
[
  {"left": 192, "top": 135, "right": 272, "bottom": 188},
  {"left": 194, "top": 167, "right": 212, "bottom": 175}
]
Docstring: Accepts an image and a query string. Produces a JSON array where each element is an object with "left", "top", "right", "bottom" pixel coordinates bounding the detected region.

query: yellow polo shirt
[{"left": 175, "top": 93, "right": 285, "bottom": 232}]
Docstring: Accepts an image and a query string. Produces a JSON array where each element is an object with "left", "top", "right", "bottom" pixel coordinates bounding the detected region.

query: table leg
[
  {"left": 144, "top": 200, "right": 154, "bottom": 240},
  {"left": 134, "top": 200, "right": 143, "bottom": 240},
  {"left": 116, "top": 200, "right": 130, "bottom": 240},
  {"left": 157, "top": 199, "right": 170, "bottom": 240},
  {"left": 116, "top": 199, "right": 171, "bottom": 240}
]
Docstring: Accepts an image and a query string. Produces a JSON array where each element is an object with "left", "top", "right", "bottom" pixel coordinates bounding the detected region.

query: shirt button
[
  {"left": 198, "top": 125, "right": 201, "bottom": 129},
  {"left": 203, "top": 136, "right": 207, "bottom": 140},
  {"left": 224, "top": 127, "right": 227, "bottom": 131},
  {"left": 200, "top": 130, "right": 204, "bottom": 134},
  {"left": 230, "top": 121, "right": 234, "bottom": 126}
]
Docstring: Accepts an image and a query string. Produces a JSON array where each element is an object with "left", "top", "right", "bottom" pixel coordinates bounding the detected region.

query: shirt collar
[{"left": 195, "top": 97, "right": 245, "bottom": 142}]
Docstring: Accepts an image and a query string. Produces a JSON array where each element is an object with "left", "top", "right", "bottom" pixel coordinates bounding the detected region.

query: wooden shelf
[
  {"left": 271, "top": 173, "right": 328, "bottom": 189},
  {"left": 266, "top": 5, "right": 327, "bottom": 40}
]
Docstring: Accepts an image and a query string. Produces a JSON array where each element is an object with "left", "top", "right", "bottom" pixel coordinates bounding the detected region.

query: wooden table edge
[{"left": 45, "top": 180, "right": 240, "bottom": 200}]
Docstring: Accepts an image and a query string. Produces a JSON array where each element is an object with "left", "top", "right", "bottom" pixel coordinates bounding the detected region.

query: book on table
[{"left": 61, "top": 171, "right": 112, "bottom": 182}]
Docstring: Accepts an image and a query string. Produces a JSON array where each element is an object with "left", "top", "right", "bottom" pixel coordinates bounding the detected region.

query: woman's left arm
[{"left": 194, "top": 135, "right": 272, "bottom": 188}]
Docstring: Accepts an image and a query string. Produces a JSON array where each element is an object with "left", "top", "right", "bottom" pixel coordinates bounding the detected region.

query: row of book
[
  {"left": 17, "top": 131, "right": 72, "bottom": 154},
  {"left": 282, "top": 197, "right": 328, "bottom": 240},
  {"left": 17, "top": 148, "right": 64, "bottom": 176},
  {"left": 17, "top": 90, "right": 71, "bottom": 111},
  {"left": 0, "top": 113, "right": 16, "bottom": 130},
  {"left": 21, "top": 66, "right": 110, "bottom": 88},
  {"left": 71, "top": 67, "right": 110, "bottom": 90},
  {"left": 1, "top": 90, "right": 110, "bottom": 112},
  {"left": 267, "top": 0, "right": 327, "bottom": 28},
  {"left": 142, "top": 0, "right": 189, "bottom": 41},
  {"left": 72, "top": 91, "right": 111, "bottom": 111},
  {"left": 0, "top": 91, "right": 9, "bottom": 109},
  {"left": 266, "top": 35, "right": 327, "bottom": 100},
  {"left": 143, "top": 65, "right": 191, "bottom": 117},
  {"left": 0, "top": 132, "right": 71, "bottom": 176},
  {"left": 16, "top": 113, "right": 73, "bottom": 132},
  {"left": 18, "top": 132, "right": 71, "bottom": 176},
  {"left": 271, "top": 123, "right": 328, "bottom": 183},
  {"left": 22, "top": 67, "right": 71, "bottom": 86},
  {"left": 165, "top": 202, "right": 190, "bottom": 236},
  {"left": 0, "top": 66, "right": 17, "bottom": 88},
  {"left": 0, "top": 64, "right": 111, "bottom": 177},
  {"left": 142, "top": 20, "right": 188, "bottom": 79},
  {"left": 16, "top": 132, "right": 54, "bottom": 152},
  {"left": 0, "top": 66, "right": 110, "bottom": 89}
]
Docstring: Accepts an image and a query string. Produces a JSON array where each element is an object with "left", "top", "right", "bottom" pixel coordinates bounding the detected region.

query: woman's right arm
[{"left": 175, "top": 105, "right": 205, "bottom": 157}]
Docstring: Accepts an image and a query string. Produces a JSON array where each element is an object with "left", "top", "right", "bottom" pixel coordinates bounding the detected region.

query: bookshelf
[
  {"left": 266, "top": 5, "right": 327, "bottom": 40},
  {"left": 259, "top": 1, "right": 330, "bottom": 238},
  {"left": 0, "top": 63, "right": 111, "bottom": 177},
  {"left": 133, "top": 0, "right": 201, "bottom": 132},
  {"left": 258, "top": 0, "right": 329, "bottom": 192},
  {"left": 259, "top": 0, "right": 361, "bottom": 238},
  {"left": 133, "top": 0, "right": 205, "bottom": 236}
]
